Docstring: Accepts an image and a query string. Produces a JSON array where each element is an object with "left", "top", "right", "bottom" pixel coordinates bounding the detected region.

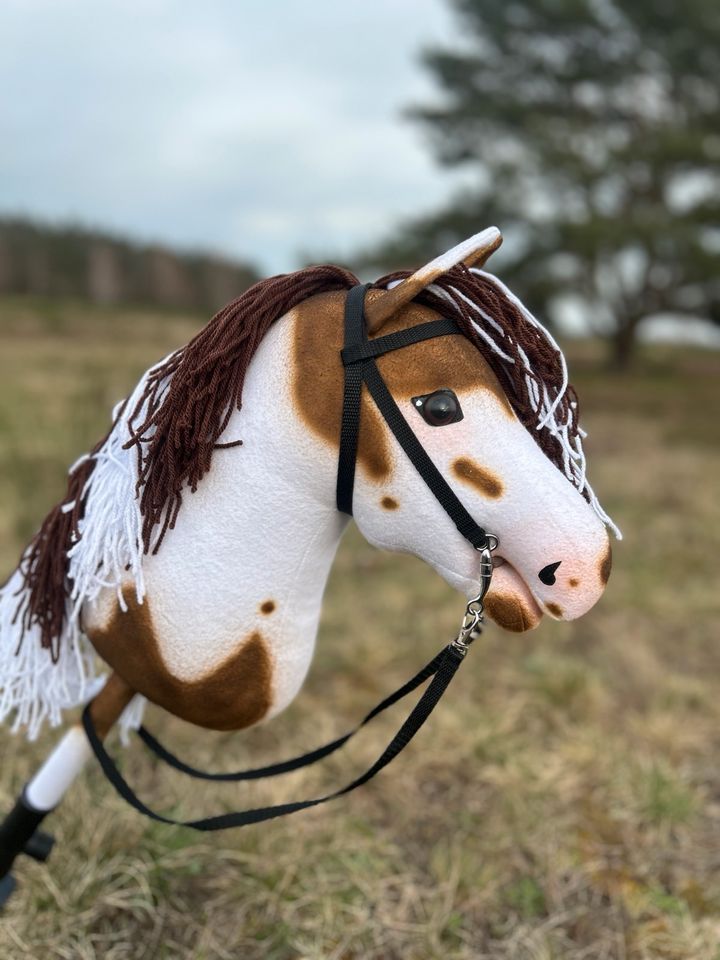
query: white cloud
[{"left": 0, "top": 0, "right": 471, "bottom": 273}]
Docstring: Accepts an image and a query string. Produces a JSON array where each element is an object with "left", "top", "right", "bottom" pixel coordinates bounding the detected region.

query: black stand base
[
  {"left": 23, "top": 829, "right": 55, "bottom": 863},
  {"left": 0, "top": 788, "right": 56, "bottom": 908}
]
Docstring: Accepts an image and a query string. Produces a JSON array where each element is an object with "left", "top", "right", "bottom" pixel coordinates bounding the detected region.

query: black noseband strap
[{"left": 336, "top": 283, "right": 490, "bottom": 551}]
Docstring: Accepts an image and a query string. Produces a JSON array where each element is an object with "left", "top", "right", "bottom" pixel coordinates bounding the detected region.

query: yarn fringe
[
  {"left": 2, "top": 267, "right": 358, "bottom": 738},
  {"left": 0, "top": 361, "right": 162, "bottom": 739},
  {"left": 467, "top": 268, "right": 621, "bottom": 539}
]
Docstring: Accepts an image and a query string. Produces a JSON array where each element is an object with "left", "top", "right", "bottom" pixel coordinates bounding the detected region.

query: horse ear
[
  {"left": 461, "top": 229, "right": 503, "bottom": 269},
  {"left": 365, "top": 227, "right": 502, "bottom": 333}
]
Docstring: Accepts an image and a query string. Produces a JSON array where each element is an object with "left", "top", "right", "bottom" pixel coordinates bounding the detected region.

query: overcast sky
[{"left": 0, "top": 0, "right": 474, "bottom": 274}]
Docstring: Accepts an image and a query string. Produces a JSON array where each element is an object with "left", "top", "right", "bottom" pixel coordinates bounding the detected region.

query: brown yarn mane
[
  {"left": 15, "top": 259, "right": 579, "bottom": 658},
  {"left": 16, "top": 265, "right": 358, "bottom": 657},
  {"left": 125, "top": 265, "right": 358, "bottom": 553}
]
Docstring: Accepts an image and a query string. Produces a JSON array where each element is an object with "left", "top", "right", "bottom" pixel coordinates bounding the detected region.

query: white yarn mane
[{"left": 0, "top": 361, "right": 162, "bottom": 740}]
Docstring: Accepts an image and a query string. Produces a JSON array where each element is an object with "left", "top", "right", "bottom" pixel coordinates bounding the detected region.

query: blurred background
[{"left": 1, "top": 2, "right": 718, "bottom": 958}]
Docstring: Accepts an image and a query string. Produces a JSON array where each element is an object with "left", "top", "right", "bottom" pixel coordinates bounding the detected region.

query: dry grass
[{"left": 1, "top": 297, "right": 719, "bottom": 960}]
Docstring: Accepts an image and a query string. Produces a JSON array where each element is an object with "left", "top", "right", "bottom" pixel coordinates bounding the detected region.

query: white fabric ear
[
  {"left": 366, "top": 227, "right": 502, "bottom": 332},
  {"left": 416, "top": 226, "right": 502, "bottom": 277}
]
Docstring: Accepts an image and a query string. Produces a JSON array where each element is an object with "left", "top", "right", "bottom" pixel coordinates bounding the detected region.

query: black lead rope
[
  {"left": 81, "top": 283, "right": 492, "bottom": 830},
  {"left": 81, "top": 644, "right": 465, "bottom": 831},
  {"left": 134, "top": 647, "right": 446, "bottom": 782}
]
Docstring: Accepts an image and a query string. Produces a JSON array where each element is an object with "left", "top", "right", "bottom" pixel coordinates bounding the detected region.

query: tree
[{"left": 373, "top": 0, "right": 720, "bottom": 367}]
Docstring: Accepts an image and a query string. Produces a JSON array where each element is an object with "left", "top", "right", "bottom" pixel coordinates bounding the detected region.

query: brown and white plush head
[
  {"left": 1, "top": 227, "right": 619, "bottom": 739},
  {"left": 294, "top": 227, "right": 617, "bottom": 634}
]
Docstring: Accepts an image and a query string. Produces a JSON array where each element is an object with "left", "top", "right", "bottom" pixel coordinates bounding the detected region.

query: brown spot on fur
[
  {"left": 453, "top": 457, "right": 504, "bottom": 499},
  {"left": 569, "top": 578, "right": 579, "bottom": 588},
  {"left": 292, "top": 291, "right": 514, "bottom": 483},
  {"left": 87, "top": 589, "right": 273, "bottom": 731},
  {"left": 381, "top": 496, "right": 399, "bottom": 510},
  {"left": 88, "top": 672, "right": 135, "bottom": 739},
  {"left": 260, "top": 600, "right": 276, "bottom": 615},
  {"left": 545, "top": 602, "right": 563, "bottom": 618},
  {"left": 484, "top": 592, "right": 539, "bottom": 632},
  {"left": 599, "top": 541, "right": 612, "bottom": 585}
]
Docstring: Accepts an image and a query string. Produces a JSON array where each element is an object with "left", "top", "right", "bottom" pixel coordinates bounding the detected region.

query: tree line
[{"left": 0, "top": 218, "right": 259, "bottom": 314}]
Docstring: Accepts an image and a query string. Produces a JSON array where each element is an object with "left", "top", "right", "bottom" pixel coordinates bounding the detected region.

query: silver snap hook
[{"left": 451, "top": 533, "right": 498, "bottom": 656}]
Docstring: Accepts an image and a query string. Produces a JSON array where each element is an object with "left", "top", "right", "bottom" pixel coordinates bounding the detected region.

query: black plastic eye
[{"left": 412, "top": 389, "right": 463, "bottom": 427}]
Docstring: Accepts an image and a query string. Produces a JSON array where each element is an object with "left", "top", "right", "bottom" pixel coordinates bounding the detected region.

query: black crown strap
[
  {"left": 336, "top": 284, "right": 489, "bottom": 551},
  {"left": 336, "top": 283, "right": 369, "bottom": 515},
  {"left": 81, "top": 644, "right": 465, "bottom": 832}
]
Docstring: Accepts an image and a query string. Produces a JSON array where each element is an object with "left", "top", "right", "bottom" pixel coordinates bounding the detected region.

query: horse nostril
[{"left": 538, "top": 561, "right": 562, "bottom": 586}]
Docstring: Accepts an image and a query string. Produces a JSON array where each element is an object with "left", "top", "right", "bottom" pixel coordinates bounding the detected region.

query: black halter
[
  {"left": 337, "top": 283, "right": 491, "bottom": 550},
  {"left": 73, "top": 284, "right": 495, "bottom": 835}
]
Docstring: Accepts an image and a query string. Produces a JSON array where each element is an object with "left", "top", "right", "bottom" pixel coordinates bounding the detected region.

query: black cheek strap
[{"left": 336, "top": 283, "right": 489, "bottom": 552}]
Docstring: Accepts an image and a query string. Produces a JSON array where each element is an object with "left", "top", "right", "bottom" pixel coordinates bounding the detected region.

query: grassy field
[{"left": 1, "top": 297, "right": 719, "bottom": 960}]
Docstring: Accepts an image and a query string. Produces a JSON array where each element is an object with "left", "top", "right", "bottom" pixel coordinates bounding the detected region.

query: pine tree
[{"left": 376, "top": 0, "right": 720, "bottom": 367}]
